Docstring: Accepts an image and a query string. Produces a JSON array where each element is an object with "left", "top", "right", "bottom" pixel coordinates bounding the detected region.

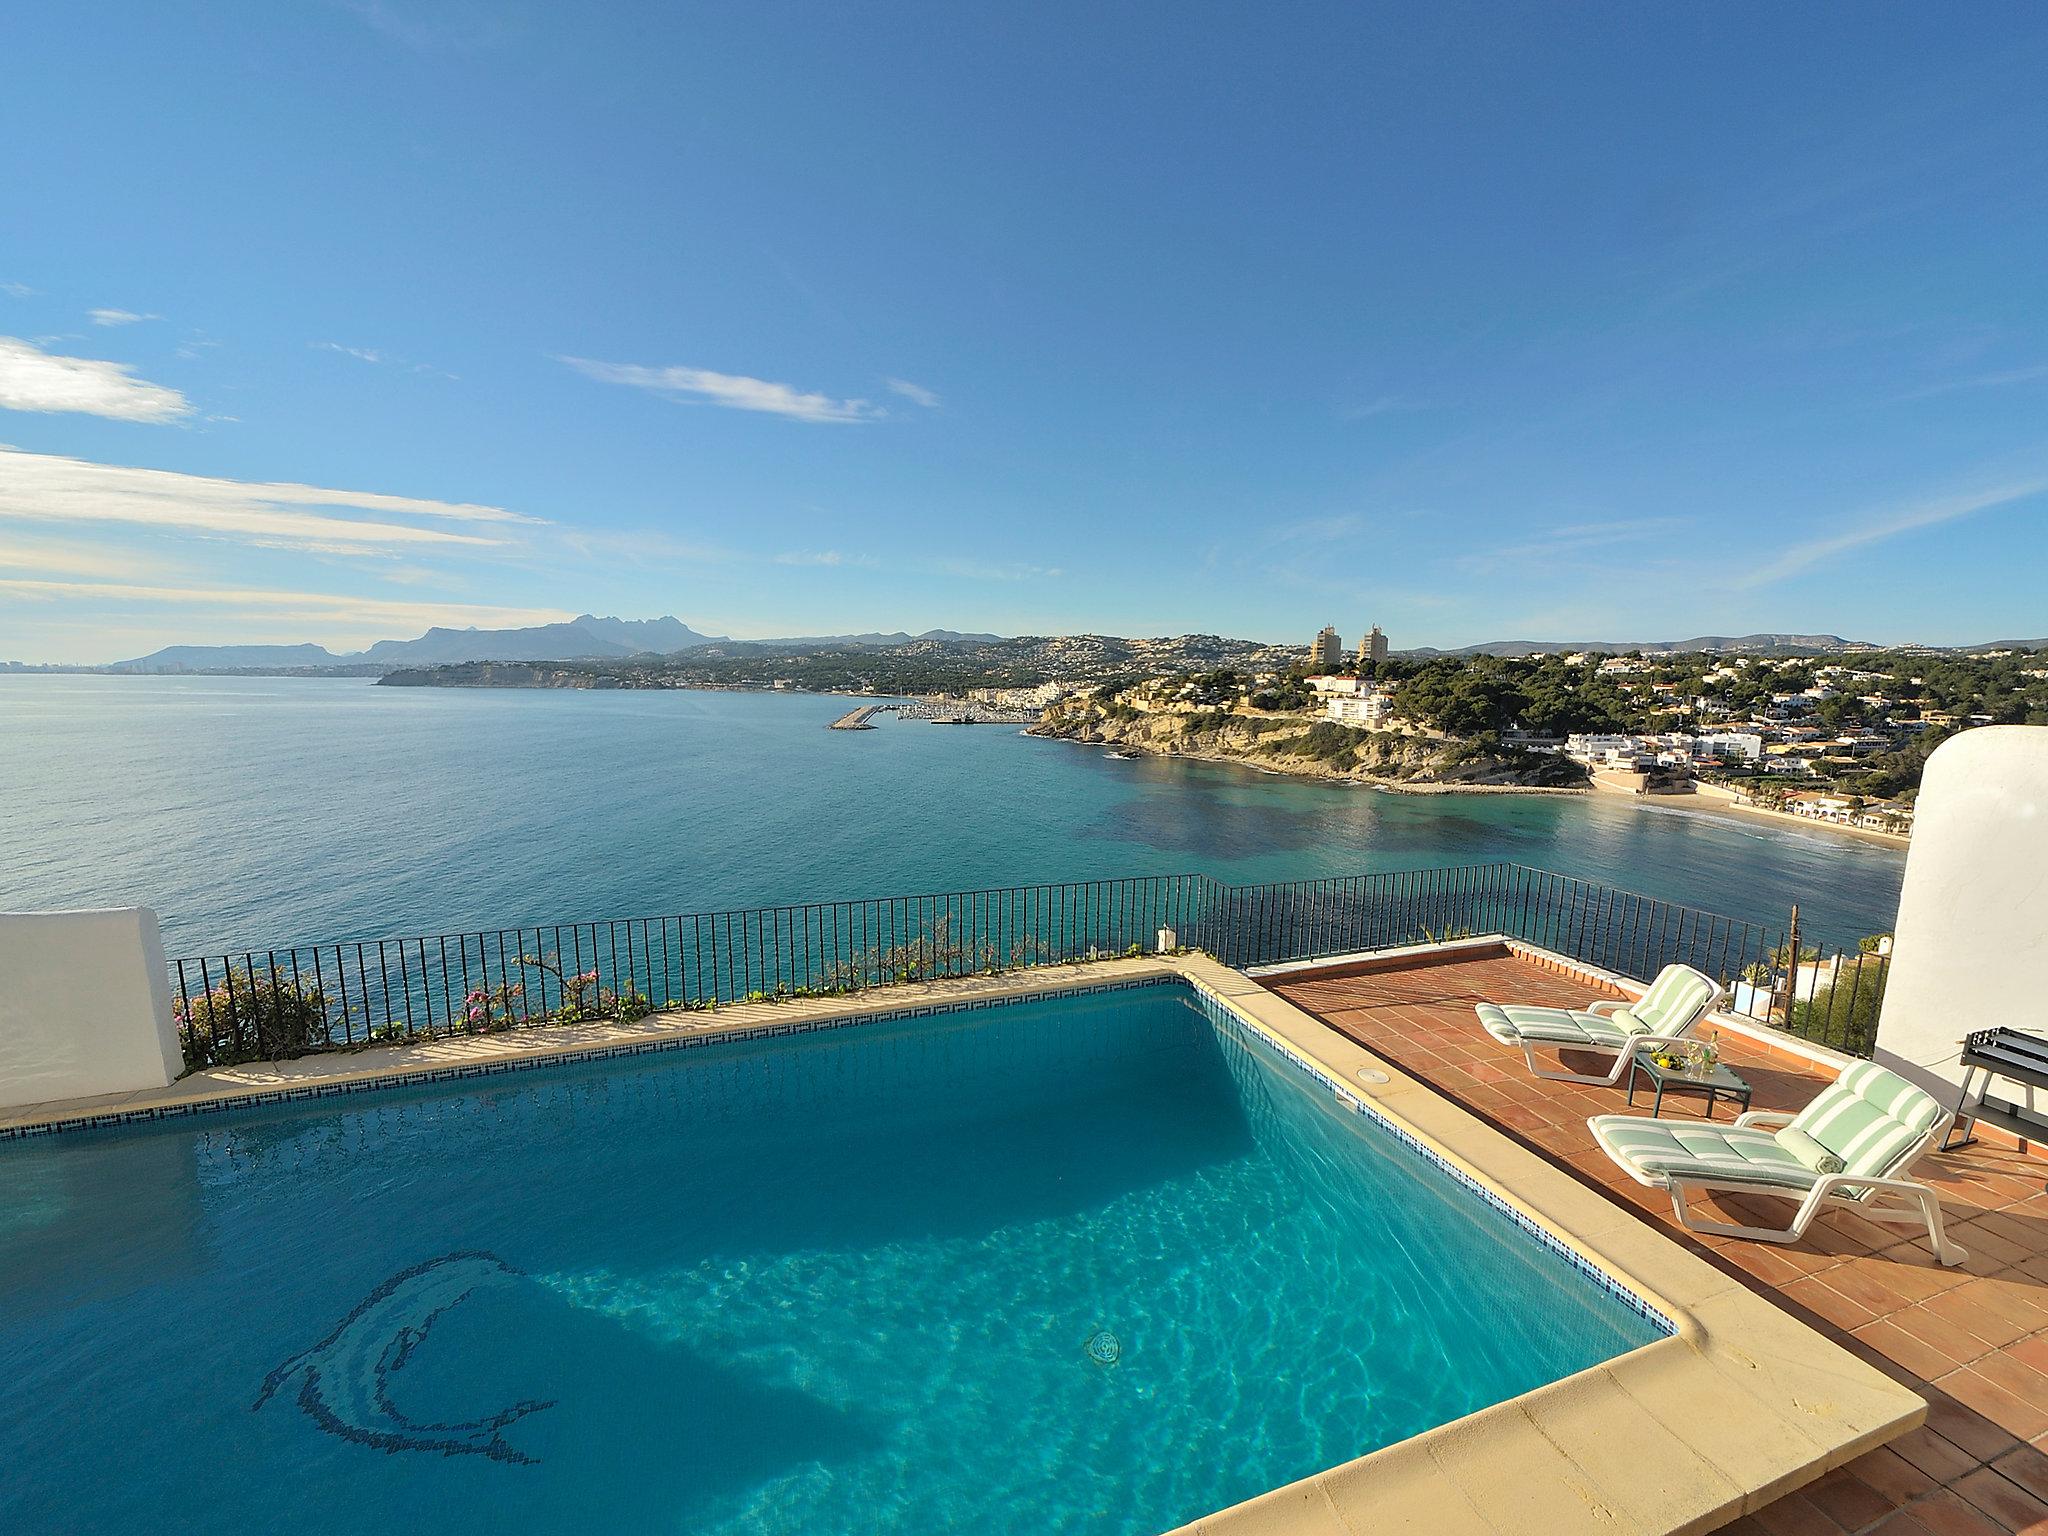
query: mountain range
[
  {"left": 105, "top": 616, "right": 1002, "bottom": 673},
  {"left": 97, "top": 621, "right": 2036, "bottom": 675},
  {"left": 1407, "top": 633, "right": 1870, "bottom": 657},
  {"left": 107, "top": 615, "right": 720, "bottom": 672}
]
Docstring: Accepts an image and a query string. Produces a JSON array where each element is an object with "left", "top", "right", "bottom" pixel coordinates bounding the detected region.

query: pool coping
[{"left": 0, "top": 953, "right": 1925, "bottom": 1536}]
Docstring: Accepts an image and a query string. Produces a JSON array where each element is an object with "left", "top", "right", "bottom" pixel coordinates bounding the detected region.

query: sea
[{"left": 0, "top": 676, "right": 1906, "bottom": 959}]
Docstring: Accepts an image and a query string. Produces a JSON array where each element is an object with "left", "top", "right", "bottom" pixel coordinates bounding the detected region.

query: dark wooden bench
[{"left": 1943, "top": 1027, "right": 2048, "bottom": 1160}]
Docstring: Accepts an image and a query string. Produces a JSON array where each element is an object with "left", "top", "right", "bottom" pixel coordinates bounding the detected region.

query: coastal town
[
  {"left": 1009, "top": 626, "right": 2048, "bottom": 839},
  {"left": 364, "top": 622, "right": 2048, "bottom": 840}
]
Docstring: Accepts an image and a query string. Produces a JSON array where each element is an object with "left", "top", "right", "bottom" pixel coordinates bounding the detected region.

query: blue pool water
[{"left": 0, "top": 982, "right": 1663, "bottom": 1534}]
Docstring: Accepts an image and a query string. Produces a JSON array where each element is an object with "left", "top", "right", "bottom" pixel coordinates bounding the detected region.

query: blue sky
[{"left": 3, "top": 1, "right": 2046, "bottom": 662}]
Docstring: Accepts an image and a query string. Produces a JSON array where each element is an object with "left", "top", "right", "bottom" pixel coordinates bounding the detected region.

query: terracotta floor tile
[
  {"left": 1924, "top": 1386, "right": 2026, "bottom": 1464},
  {"left": 1892, "top": 1304, "right": 1998, "bottom": 1371},
  {"left": 1970, "top": 1351, "right": 2048, "bottom": 1418},
  {"left": 1891, "top": 1427, "right": 1986, "bottom": 1485},
  {"left": 1810, "top": 1463, "right": 1920, "bottom": 1528},
  {"left": 1934, "top": 1368, "right": 2048, "bottom": 1444},
  {"left": 1830, "top": 1259, "right": 1931, "bottom": 1319},
  {"left": 1756, "top": 1489, "right": 1851, "bottom": 1536},
  {"left": 1968, "top": 1210, "right": 2048, "bottom": 1255},
  {"left": 1952, "top": 1467, "right": 2048, "bottom": 1534},
  {"left": 1926, "top": 1288, "right": 2033, "bottom": 1353},
  {"left": 1857, "top": 1318, "right": 1976, "bottom": 1388},
  {"left": 2010, "top": 1334, "right": 2048, "bottom": 1376},
  {"left": 1850, "top": 1448, "right": 1942, "bottom": 1508},
  {"left": 1991, "top": 1447, "right": 2048, "bottom": 1506},
  {"left": 1906, "top": 1490, "right": 2016, "bottom": 1536},
  {"left": 1786, "top": 1274, "right": 1886, "bottom": 1331}
]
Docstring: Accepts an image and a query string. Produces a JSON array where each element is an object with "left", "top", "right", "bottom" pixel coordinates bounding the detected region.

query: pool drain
[{"left": 1084, "top": 1329, "right": 1121, "bottom": 1367}]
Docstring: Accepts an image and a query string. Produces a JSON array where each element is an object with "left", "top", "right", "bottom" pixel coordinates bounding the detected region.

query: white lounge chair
[
  {"left": 1590, "top": 1060, "right": 1967, "bottom": 1264},
  {"left": 1474, "top": 963, "right": 1724, "bottom": 1085}
]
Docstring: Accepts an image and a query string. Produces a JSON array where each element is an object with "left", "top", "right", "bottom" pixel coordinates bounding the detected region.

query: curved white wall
[
  {"left": 1875, "top": 727, "right": 2048, "bottom": 1090},
  {"left": 0, "top": 907, "right": 183, "bottom": 1109}
]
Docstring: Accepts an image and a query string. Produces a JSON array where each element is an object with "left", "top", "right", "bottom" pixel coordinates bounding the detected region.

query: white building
[
  {"left": 1309, "top": 675, "right": 1372, "bottom": 697},
  {"left": 1324, "top": 691, "right": 1394, "bottom": 729},
  {"left": 1564, "top": 733, "right": 1651, "bottom": 766},
  {"left": 1693, "top": 732, "right": 1764, "bottom": 762}
]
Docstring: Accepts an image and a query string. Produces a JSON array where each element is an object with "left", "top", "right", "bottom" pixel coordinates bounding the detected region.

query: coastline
[
  {"left": 1654, "top": 783, "right": 1912, "bottom": 848},
  {"left": 1671, "top": 794, "right": 1908, "bottom": 856},
  {"left": 1032, "top": 729, "right": 1588, "bottom": 796}
]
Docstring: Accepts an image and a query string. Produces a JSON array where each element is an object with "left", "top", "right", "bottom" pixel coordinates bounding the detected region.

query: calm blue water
[
  {"left": 0, "top": 983, "right": 1663, "bottom": 1534},
  {"left": 0, "top": 675, "right": 1905, "bottom": 953}
]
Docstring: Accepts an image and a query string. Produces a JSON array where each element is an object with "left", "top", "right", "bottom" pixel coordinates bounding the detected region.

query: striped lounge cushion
[
  {"left": 1631, "top": 965, "right": 1717, "bottom": 1035},
  {"left": 1475, "top": 1002, "right": 1639, "bottom": 1050},
  {"left": 1789, "top": 1060, "right": 1946, "bottom": 1179},
  {"left": 1592, "top": 1117, "right": 1821, "bottom": 1191}
]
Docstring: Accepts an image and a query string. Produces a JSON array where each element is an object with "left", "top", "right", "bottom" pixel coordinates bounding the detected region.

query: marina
[{"left": 830, "top": 699, "right": 1041, "bottom": 729}]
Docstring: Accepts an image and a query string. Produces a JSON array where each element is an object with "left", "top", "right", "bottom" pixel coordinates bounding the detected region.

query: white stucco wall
[
  {"left": 1874, "top": 726, "right": 2048, "bottom": 1091},
  {"left": 0, "top": 907, "right": 183, "bottom": 1109}
]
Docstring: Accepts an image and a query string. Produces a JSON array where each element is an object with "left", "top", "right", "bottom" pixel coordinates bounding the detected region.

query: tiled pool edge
[
  {"left": 4, "top": 951, "right": 1927, "bottom": 1536},
  {"left": 0, "top": 956, "right": 1183, "bottom": 1139}
]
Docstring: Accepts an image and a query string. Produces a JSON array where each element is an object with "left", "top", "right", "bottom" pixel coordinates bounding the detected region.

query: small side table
[{"left": 1627, "top": 1054, "right": 1753, "bottom": 1120}]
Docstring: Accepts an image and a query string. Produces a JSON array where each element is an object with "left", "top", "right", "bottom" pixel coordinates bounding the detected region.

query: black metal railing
[{"left": 168, "top": 863, "right": 1890, "bottom": 1070}]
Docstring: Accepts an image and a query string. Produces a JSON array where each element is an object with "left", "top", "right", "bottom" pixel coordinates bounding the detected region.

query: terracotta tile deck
[{"left": 1266, "top": 951, "right": 2048, "bottom": 1536}]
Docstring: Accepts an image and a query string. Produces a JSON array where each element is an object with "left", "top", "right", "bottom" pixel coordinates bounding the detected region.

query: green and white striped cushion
[
  {"left": 1593, "top": 1117, "right": 1819, "bottom": 1190},
  {"left": 1475, "top": 1003, "right": 1637, "bottom": 1050},
  {"left": 1631, "top": 964, "right": 1717, "bottom": 1036},
  {"left": 1790, "top": 1060, "right": 1944, "bottom": 1179}
]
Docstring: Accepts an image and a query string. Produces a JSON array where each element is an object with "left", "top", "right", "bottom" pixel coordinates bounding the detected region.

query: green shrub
[
  {"left": 1285, "top": 721, "right": 1369, "bottom": 761},
  {"left": 1786, "top": 956, "right": 1888, "bottom": 1054},
  {"left": 177, "top": 968, "right": 332, "bottom": 1069}
]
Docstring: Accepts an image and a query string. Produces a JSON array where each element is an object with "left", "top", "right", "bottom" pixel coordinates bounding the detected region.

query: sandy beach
[{"left": 1666, "top": 784, "right": 1911, "bottom": 848}]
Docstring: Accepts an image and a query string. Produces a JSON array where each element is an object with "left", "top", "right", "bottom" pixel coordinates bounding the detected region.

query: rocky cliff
[{"left": 1028, "top": 701, "right": 1588, "bottom": 791}]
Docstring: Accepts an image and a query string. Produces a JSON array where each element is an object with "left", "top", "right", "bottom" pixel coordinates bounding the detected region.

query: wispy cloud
[
  {"left": 334, "top": 0, "right": 519, "bottom": 51},
  {"left": 0, "top": 576, "right": 571, "bottom": 632},
  {"left": 1455, "top": 517, "right": 1686, "bottom": 576},
  {"left": 1895, "top": 362, "right": 2048, "bottom": 402},
  {"left": 313, "top": 340, "right": 456, "bottom": 379},
  {"left": 317, "top": 341, "right": 386, "bottom": 364},
  {"left": 1731, "top": 479, "right": 2048, "bottom": 589},
  {"left": 0, "top": 534, "right": 172, "bottom": 581},
  {"left": 0, "top": 281, "right": 32, "bottom": 299},
  {"left": 0, "top": 446, "right": 543, "bottom": 558},
  {"left": 775, "top": 549, "right": 881, "bottom": 568},
  {"left": 0, "top": 336, "right": 192, "bottom": 422},
  {"left": 1338, "top": 394, "right": 1424, "bottom": 421},
  {"left": 557, "top": 355, "right": 885, "bottom": 424},
  {"left": 557, "top": 527, "right": 736, "bottom": 566},
  {"left": 1267, "top": 514, "right": 1369, "bottom": 545},
  {"left": 89, "top": 308, "right": 159, "bottom": 327},
  {"left": 884, "top": 377, "right": 941, "bottom": 409},
  {"left": 926, "top": 557, "right": 1062, "bottom": 582}
]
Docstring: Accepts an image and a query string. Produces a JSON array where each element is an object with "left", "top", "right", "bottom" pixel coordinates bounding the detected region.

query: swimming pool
[{"left": 0, "top": 979, "right": 1666, "bottom": 1534}]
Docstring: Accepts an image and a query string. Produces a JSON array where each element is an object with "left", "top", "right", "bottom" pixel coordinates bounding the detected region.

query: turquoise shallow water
[
  {"left": 0, "top": 675, "right": 1904, "bottom": 952},
  {"left": 0, "top": 983, "right": 1663, "bottom": 1534}
]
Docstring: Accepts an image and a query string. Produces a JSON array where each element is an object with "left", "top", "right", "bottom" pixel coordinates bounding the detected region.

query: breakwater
[{"left": 896, "top": 700, "right": 1039, "bottom": 724}]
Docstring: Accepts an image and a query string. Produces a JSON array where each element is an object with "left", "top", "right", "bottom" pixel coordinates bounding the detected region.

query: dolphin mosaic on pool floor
[{"left": 254, "top": 1251, "right": 556, "bottom": 1465}]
